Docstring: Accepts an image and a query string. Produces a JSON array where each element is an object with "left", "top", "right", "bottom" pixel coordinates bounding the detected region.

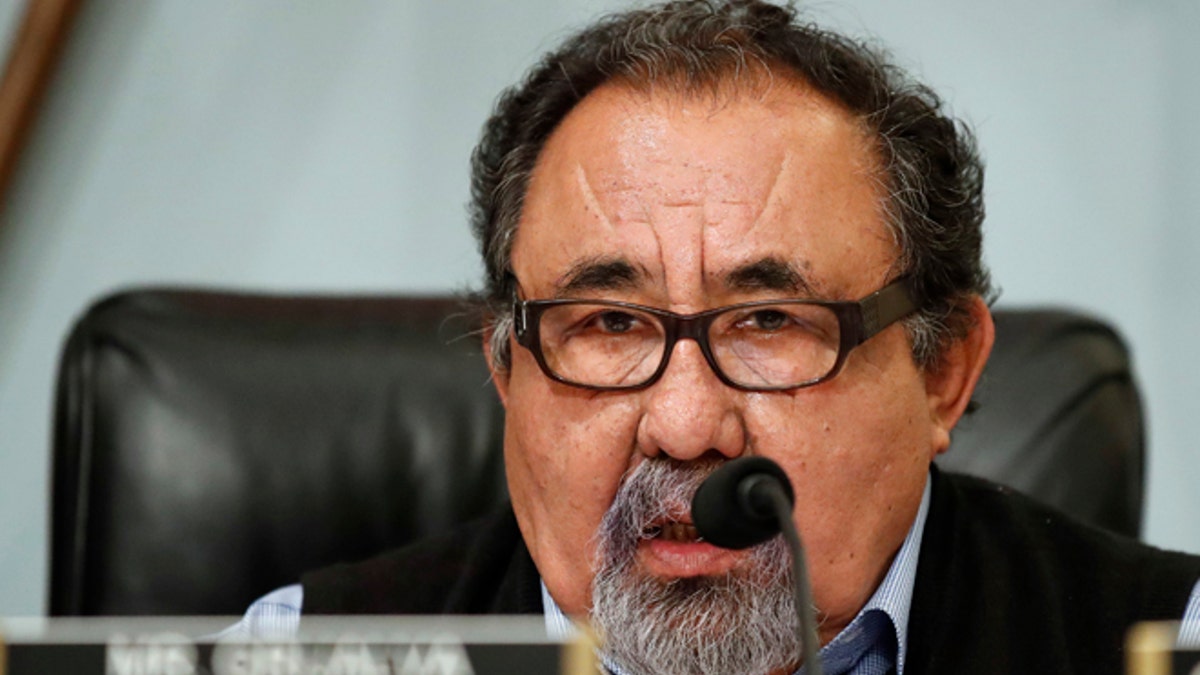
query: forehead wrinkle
[
  {"left": 699, "top": 205, "right": 708, "bottom": 303},
  {"left": 740, "top": 152, "right": 791, "bottom": 239},
  {"left": 573, "top": 161, "right": 664, "bottom": 298},
  {"left": 645, "top": 200, "right": 706, "bottom": 308},
  {"left": 575, "top": 163, "right": 623, "bottom": 239}
]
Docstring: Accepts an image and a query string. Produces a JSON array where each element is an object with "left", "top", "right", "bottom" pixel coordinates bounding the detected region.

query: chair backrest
[
  {"left": 49, "top": 290, "right": 1144, "bottom": 616},
  {"left": 937, "top": 309, "right": 1144, "bottom": 536}
]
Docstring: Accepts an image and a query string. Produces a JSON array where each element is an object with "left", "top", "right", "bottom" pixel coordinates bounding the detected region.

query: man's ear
[
  {"left": 926, "top": 296, "right": 994, "bottom": 456},
  {"left": 482, "top": 324, "right": 511, "bottom": 408}
]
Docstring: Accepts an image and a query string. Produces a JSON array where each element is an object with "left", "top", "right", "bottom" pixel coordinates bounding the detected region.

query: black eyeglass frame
[{"left": 512, "top": 277, "right": 919, "bottom": 392}]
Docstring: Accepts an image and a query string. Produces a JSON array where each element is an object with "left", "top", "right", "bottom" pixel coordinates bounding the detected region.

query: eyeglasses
[{"left": 512, "top": 277, "right": 918, "bottom": 392}]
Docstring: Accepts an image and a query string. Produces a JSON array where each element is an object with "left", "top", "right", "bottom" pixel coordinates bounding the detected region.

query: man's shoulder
[
  {"left": 300, "top": 505, "right": 543, "bottom": 616},
  {"left": 941, "top": 470, "right": 1200, "bottom": 573},
  {"left": 906, "top": 470, "right": 1200, "bottom": 674}
]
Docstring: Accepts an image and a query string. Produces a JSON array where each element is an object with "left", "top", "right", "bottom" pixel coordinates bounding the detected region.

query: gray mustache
[{"left": 595, "top": 457, "right": 723, "bottom": 558}]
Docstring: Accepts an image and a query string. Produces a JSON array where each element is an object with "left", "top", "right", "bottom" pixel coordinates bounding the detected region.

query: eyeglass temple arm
[{"left": 859, "top": 279, "right": 918, "bottom": 340}]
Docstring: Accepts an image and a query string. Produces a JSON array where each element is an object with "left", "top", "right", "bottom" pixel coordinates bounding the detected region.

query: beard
[{"left": 589, "top": 457, "right": 803, "bottom": 675}]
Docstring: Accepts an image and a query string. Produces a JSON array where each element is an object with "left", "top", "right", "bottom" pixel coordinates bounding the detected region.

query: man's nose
[{"left": 635, "top": 338, "right": 745, "bottom": 461}]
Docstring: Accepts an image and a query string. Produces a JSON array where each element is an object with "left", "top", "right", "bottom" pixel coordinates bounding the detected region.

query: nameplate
[
  {"left": 0, "top": 616, "right": 598, "bottom": 675},
  {"left": 1127, "top": 622, "right": 1200, "bottom": 675}
]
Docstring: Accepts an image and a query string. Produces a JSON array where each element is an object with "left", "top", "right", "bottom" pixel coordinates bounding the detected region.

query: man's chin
[
  {"left": 591, "top": 537, "right": 802, "bottom": 675},
  {"left": 598, "top": 564, "right": 747, "bottom": 636}
]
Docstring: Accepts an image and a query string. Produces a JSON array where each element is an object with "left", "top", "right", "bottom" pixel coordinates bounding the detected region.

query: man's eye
[
  {"left": 596, "top": 311, "right": 637, "bottom": 333},
  {"left": 747, "top": 309, "right": 789, "bottom": 331}
]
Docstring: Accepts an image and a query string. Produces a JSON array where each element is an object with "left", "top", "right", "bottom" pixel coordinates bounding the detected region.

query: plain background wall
[{"left": 0, "top": 0, "right": 1196, "bottom": 616}]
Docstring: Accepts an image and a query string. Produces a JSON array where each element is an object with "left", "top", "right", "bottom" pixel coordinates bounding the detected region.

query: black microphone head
[{"left": 691, "top": 456, "right": 796, "bottom": 550}]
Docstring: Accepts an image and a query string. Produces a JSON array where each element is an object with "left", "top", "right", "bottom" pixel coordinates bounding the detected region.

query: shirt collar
[
  {"left": 541, "top": 473, "right": 933, "bottom": 675},
  {"left": 816, "top": 473, "right": 930, "bottom": 674}
]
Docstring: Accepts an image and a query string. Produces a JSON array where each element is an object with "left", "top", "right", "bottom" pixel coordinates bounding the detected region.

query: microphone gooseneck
[{"left": 691, "top": 457, "right": 825, "bottom": 675}]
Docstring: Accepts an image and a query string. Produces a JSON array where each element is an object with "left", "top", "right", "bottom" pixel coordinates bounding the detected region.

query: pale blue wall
[{"left": 1, "top": 1, "right": 1197, "bottom": 615}]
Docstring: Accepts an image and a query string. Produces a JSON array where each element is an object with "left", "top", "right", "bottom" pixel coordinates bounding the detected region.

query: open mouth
[{"left": 644, "top": 521, "right": 703, "bottom": 543}]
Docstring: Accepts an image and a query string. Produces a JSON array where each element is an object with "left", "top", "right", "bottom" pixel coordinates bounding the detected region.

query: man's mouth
[
  {"left": 635, "top": 517, "right": 742, "bottom": 578},
  {"left": 644, "top": 521, "right": 702, "bottom": 543}
]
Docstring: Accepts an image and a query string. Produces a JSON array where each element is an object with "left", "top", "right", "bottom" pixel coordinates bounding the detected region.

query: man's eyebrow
[
  {"left": 556, "top": 257, "right": 643, "bottom": 296},
  {"left": 724, "top": 258, "right": 815, "bottom": 295}
]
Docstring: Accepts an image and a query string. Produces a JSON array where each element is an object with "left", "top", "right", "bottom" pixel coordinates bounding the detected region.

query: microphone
[
  {"left": 691, "top": 456, "right": 794, "bottom": 549},
  {"left": 691, "top": 457, "right": 824, "bottom": 675}
]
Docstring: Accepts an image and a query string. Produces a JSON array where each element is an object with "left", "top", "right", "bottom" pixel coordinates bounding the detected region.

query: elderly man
[{"left": 238, "top": 1, "right": 1200, "bottom": 673}]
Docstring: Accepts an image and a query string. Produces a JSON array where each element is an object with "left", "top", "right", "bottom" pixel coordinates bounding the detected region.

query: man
[{"left": 238, "top": 2, "right": 1200, "bottom": 673}]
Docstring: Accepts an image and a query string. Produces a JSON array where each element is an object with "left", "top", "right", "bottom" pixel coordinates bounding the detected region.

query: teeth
[
  {"left": 641, "top": 521, "right": 705, "bottom": 542},
  {"left": 659, "top": 522, "right": 700, "bottom": 542}
]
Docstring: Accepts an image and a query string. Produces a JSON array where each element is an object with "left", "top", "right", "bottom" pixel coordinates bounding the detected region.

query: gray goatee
[{"left": 589, "top": 457, "right": 802, "bottom": 675}]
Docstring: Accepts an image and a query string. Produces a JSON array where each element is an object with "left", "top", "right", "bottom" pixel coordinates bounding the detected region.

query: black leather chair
[{"left": 48, "top": 290, "right": 1144, "bottom": 616}]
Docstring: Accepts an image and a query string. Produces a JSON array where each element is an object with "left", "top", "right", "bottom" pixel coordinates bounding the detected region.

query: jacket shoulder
[
  {"left": 907, "top": 470, "right": 1200, "bottom": 675},
  {"left": 301, "top": 505, "right": 542, "bottom": 615}
]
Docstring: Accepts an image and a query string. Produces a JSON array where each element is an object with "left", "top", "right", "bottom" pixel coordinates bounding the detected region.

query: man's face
[{"left": 490, "top": 80, "right": 962, "bottom": 640}]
